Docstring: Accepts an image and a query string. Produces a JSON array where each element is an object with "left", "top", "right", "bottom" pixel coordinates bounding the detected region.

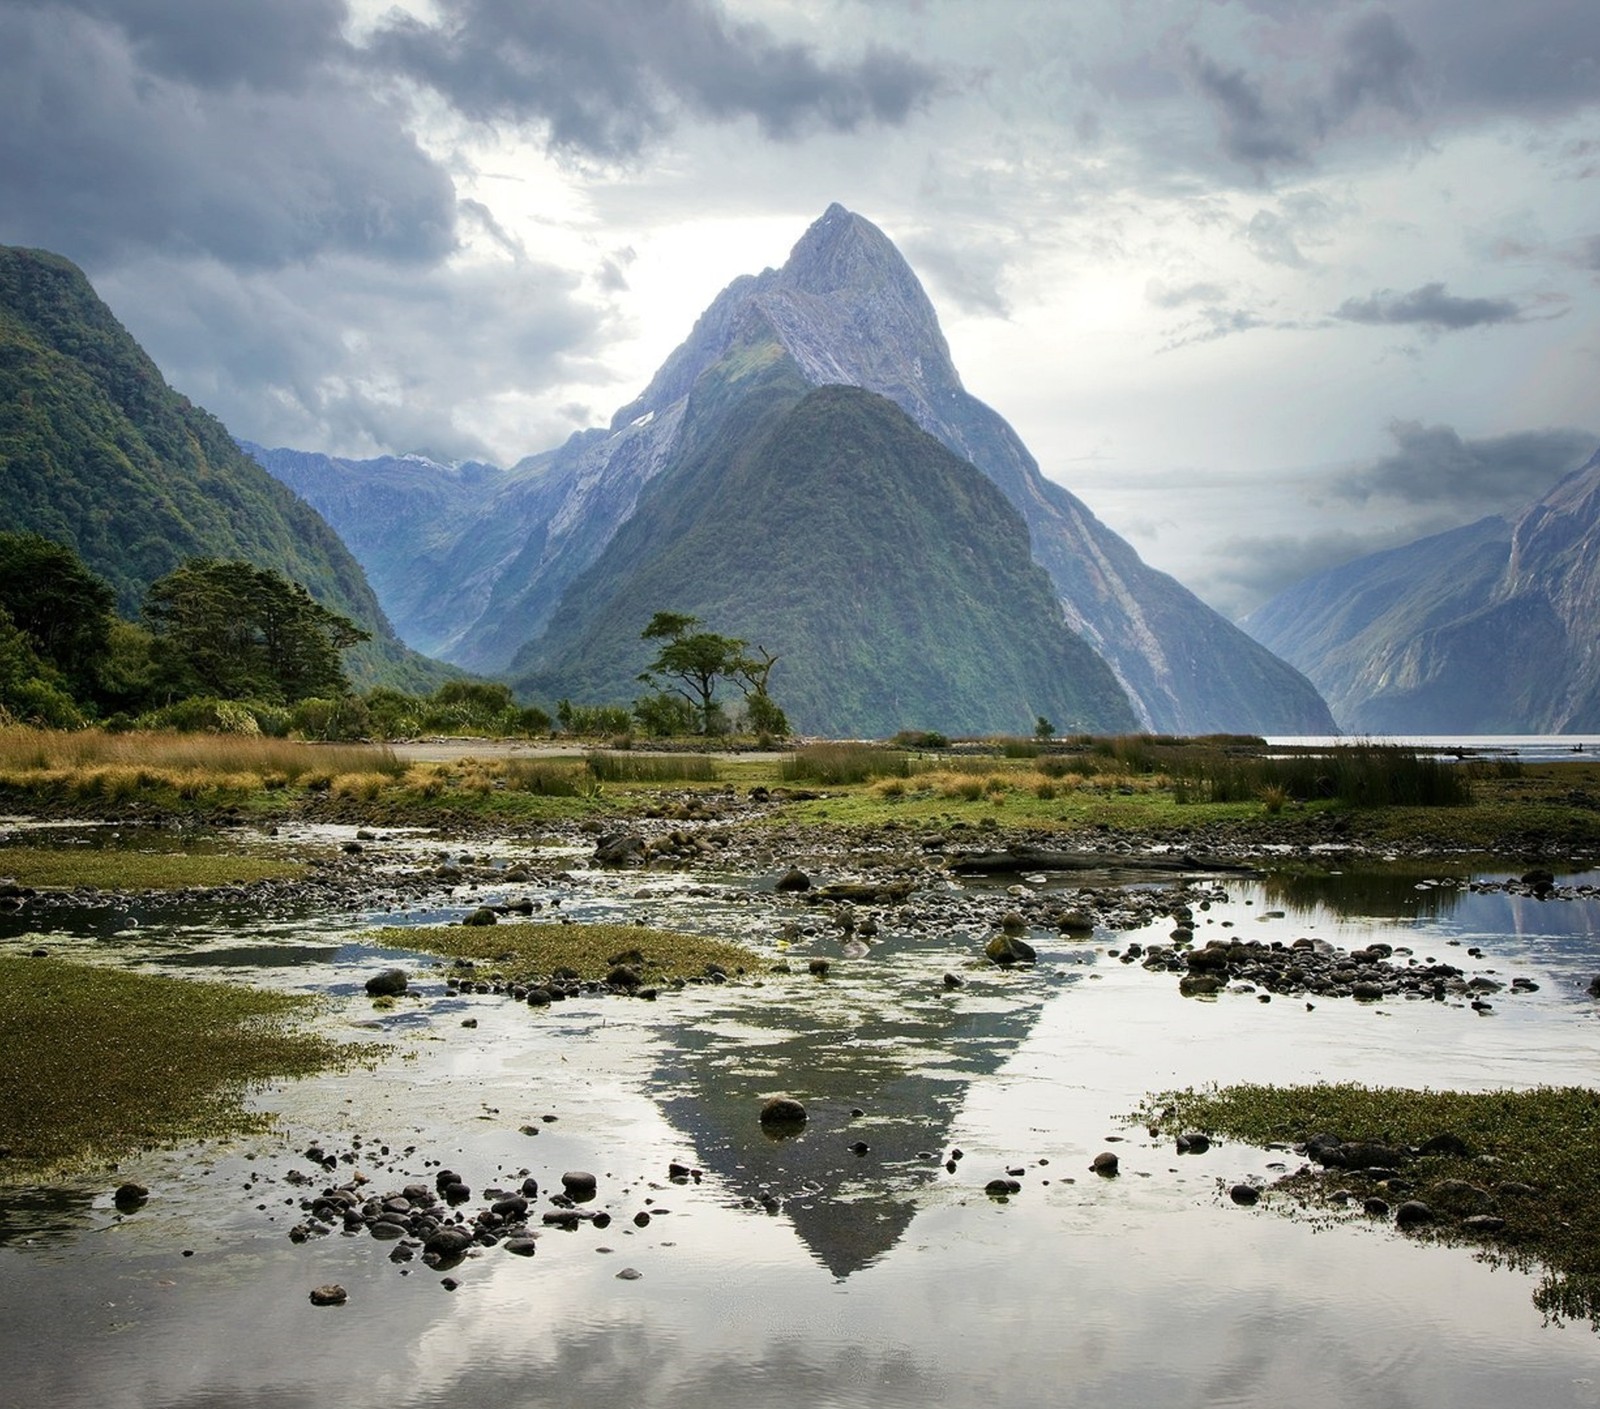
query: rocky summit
[{"left": 252, "top": 205, "right": 1334, "bottom": 735}]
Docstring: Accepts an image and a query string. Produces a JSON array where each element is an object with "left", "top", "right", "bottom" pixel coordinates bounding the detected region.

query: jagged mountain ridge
[
  {"left": 513, "top": 339, "right": 1137, "bottom": 737},
  {"left": 252, "top": 205, "right": 1334, "bottom": 732},
  {"left": 0, "top": 246, "right": 444, "bottom": 691},
  {"left": 1244, "top": 447, "right": 1600, "bottom": 731}
]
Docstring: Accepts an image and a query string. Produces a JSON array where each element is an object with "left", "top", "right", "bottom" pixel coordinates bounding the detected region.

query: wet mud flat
[{"left": 4, "top": 813, "right": 1600, "bottom": 1409}]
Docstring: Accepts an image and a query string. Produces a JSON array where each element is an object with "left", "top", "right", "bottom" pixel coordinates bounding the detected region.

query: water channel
[{"left": 3, "top": 818, "right": 1600, "bottom": 1408}]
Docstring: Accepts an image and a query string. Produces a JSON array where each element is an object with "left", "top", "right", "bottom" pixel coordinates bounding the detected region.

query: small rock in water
[
  {"left": 1090, "top": 1152, "right": 1119, "bottom": 1177},
  {"left": 616, "top": 1267, "right": 643, "bottom": 1281},
  {"left": 985, "top": 933, "right": 1037, "bottom": 966},
  {"left": 364, "top": 968, "right": 408, "bottom": 997},
  {"left": 308, "top": 1284, "right": 347, "bottom": 1306},
  {"left": 1229, "top": 1184, "right": 1260, "bottom": 1206},
  {"left": 113, "top": 1182, "right": 149, "bottom": 1210},
  {"left": 759, "top": 1095, "right": 808, "bottom": 1130},
  {"left": 561, "top": 1171, "right": 598, "bottom": 1200}
]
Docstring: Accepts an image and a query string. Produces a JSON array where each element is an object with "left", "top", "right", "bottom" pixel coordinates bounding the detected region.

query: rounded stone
[
  {"left": 561, "top": 1170, "right": 599, "bottom": 1200},
  {"left": 364, "top": 968, "right": 408, "bottom": 997},
  {"left": 759, "top": 1095, "right": 808, "bottom": 1129}
]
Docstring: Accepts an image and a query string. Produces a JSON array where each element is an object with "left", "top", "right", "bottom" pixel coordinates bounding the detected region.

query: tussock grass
[
  {"left": 0, "top": 956, "right": 375, "bottom": 1176},
  {"left": 781, "top": 743, "right": 910, "bottom": 785},
  {"left": 586, "top": 752, "right": 716, "bottom": 783},
  {"left": 372, "top": 921, "right": 760, "bottom": 985},
  {"left": 330, "top": 771, "right": 392, "bottom": 802},
  {"left": 1170, "top": 744, "right": 1473, "bottom": 807},
  {"left": 501, "top": 758, "right": 590, "bottom": 794},
  {"left": 1139, "top": 1081, "right": 1600, "bottom": 1328},
  {"left": 0, "top": 726, "right": 401, "bottom": 791}
]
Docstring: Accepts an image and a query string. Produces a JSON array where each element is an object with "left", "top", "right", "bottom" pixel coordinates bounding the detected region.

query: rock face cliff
[
  {"left": 254, "top": 205, "right": 1335, "bottom": 733},
  {"left": 1245, "top": 447, "right": 1600, "bottom": 732}
]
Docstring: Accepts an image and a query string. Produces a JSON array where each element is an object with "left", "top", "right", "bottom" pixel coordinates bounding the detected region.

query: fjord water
[{"left": 5, "top": 834, "right": 1600, "bottom": 1407}]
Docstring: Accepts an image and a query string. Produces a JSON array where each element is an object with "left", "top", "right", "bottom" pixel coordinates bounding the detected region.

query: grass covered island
[
  {"left": 370, "top": 920, "right": 763, "bottom": 990},
  {"left": 0, "top": 955, "right": 379, "bottom": 1178},
  {"left": 1142, "top": 1082, "right": 1600, "bottom": 1328}
]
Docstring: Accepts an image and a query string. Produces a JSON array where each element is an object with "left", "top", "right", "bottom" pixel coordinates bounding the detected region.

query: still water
[{"left": 4, "top": 835, "right": 1600, "bottom": 1408}]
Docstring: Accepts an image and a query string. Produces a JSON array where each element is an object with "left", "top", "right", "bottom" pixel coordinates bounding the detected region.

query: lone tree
[
  {"left": 144, "top": 559, "right": 370, "bottom": 704},
  {"left": 637, "top": 611, "right": 786, "bottom": 737}
]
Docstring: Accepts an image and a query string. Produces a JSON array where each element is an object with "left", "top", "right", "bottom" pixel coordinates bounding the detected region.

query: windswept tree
[
  {"left": 636, "top": 611, "right": 786, "bottom": 737},
  {"left": 144, "top": 559, "right": 370, "bottom": 704}
]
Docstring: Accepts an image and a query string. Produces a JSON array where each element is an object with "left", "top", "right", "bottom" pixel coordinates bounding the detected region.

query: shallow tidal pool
[{"left": 4, "top": 835, "right": 1600, "bottom": 1409}]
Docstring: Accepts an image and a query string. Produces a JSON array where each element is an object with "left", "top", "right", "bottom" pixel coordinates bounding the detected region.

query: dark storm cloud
[
  {"left": 368, "top": 0, "right": 943, "bottom": 157},
  {"left": 1335, "top": 421, "right": 1597, "bottom": 507},
  {"left": 1179, "top": 2, "right": 1600, "bottom": 181},
  {"left": 0, "top": 3, "right": 457, "bottom": 269},
  {"left": 1334, "top": 283, "right": 1524, "bottom": 330},
  {"left": 61, "top": 0, "right": 351, "bottom": 90},
  {"left": 1414, "top": 0, "right": 1600, "bottom": 120},
  {"left": 1185, "top": 10, "right": 1421, "bottom": 173}
]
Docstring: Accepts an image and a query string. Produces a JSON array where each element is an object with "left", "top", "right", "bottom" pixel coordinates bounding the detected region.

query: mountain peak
[{"left": 781, "top": 204, "right": 910, "bottom": 297}]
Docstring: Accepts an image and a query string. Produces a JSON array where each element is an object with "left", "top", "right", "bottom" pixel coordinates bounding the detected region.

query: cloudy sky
[{"left": 3, "top": 0, "right": 1598, "bottom": 617}]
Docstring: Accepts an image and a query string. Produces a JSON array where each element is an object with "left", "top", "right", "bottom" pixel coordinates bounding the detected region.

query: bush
[
  {"left": 137, "top": 697, "right": 263, "bottom": 735},
  {"left": 557, "top": 701, "right": 634, "bottom": 737},
  {"left": 290, "top": 696, "right": 371, "bottom": 742},
  {"left": 5, "top": 678, "right": 88, "bottom": 730},
  {"left": 634, "top": 691, "right": 697, "bottom": 738}
]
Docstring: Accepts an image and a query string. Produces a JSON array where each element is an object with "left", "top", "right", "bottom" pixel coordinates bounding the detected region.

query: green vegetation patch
[
  {"left": 372, "top": 920, "right": 761, "bottom": 986},
  {"left": 0, "top": 956, "right": 373, "bottom": 1177},
  {"left": 0, "top": 845, "right": 305, "bottom": 890},
  {"left": 1139, "top": 1082, "right": 1600, "bottom": 1327}
]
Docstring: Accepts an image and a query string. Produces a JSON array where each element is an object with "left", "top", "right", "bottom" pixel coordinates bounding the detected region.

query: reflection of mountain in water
[{"left": 651, "top": 935, "right": 1056, "bottom": 1279}]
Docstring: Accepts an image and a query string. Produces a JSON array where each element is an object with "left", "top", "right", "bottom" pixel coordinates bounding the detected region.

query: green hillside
[
  {"left": 0, "top": 246, "right": 446, "bottom": 692},
  {"left": 514, "top": 335, "right": 1136, "bottom": 737}
]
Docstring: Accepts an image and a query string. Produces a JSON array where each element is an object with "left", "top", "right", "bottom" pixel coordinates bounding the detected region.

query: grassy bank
[
  {"left": 0, "top": 845, "right": 305, "bottom": 890},
  {"left": 1140, "top": 1082, "right": 1600, "bottom": 1327},
  {"left": 0, "top": 956, "right": 377, "bottom": 1178},
  {"left": 371, "top": 920, "right": 763, "bottom": 987},
  {"left": 0, "top": 727, "right": 1596, "bottom": 853}
]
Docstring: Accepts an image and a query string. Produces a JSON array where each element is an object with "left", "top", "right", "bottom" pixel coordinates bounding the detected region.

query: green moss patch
[
  {"left": 371, "top": 920, "right": 762, "bottom": 986},
  {"left": 1139, "top": 1081, "right": 1600, "bottom": 1328},
  {"left": 0, "top": 845, "right": 305, "bottom": 890},
  {"left": 0, "top": 956, "right": 374, "bottom": 1177}
]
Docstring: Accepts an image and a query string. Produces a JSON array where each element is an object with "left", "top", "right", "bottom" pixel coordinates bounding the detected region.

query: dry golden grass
[{"left": 0, "top": 726, "right": 401, "bottom": 788}]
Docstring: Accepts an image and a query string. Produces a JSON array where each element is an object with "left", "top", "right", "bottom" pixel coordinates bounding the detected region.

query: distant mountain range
[
  {"left": 255, "top": 205, "right": 1334, "bottom": 736},
  {"left": 0, "top": 246, "right": 444, "bottom": 692},
  {"left": 1245, "top": 447, "right": 1600, "bottom": 732}
]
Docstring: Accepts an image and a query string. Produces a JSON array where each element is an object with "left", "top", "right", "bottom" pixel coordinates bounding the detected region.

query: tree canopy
[
  {"left": 144, "top": 559, "right": 371, "bottom": 705},
  {"left": 0, "top": 531, "right": 116, "bottom": 699},
  {"left": 637, "top": 611, "right": 787, "bottom": 736}
]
